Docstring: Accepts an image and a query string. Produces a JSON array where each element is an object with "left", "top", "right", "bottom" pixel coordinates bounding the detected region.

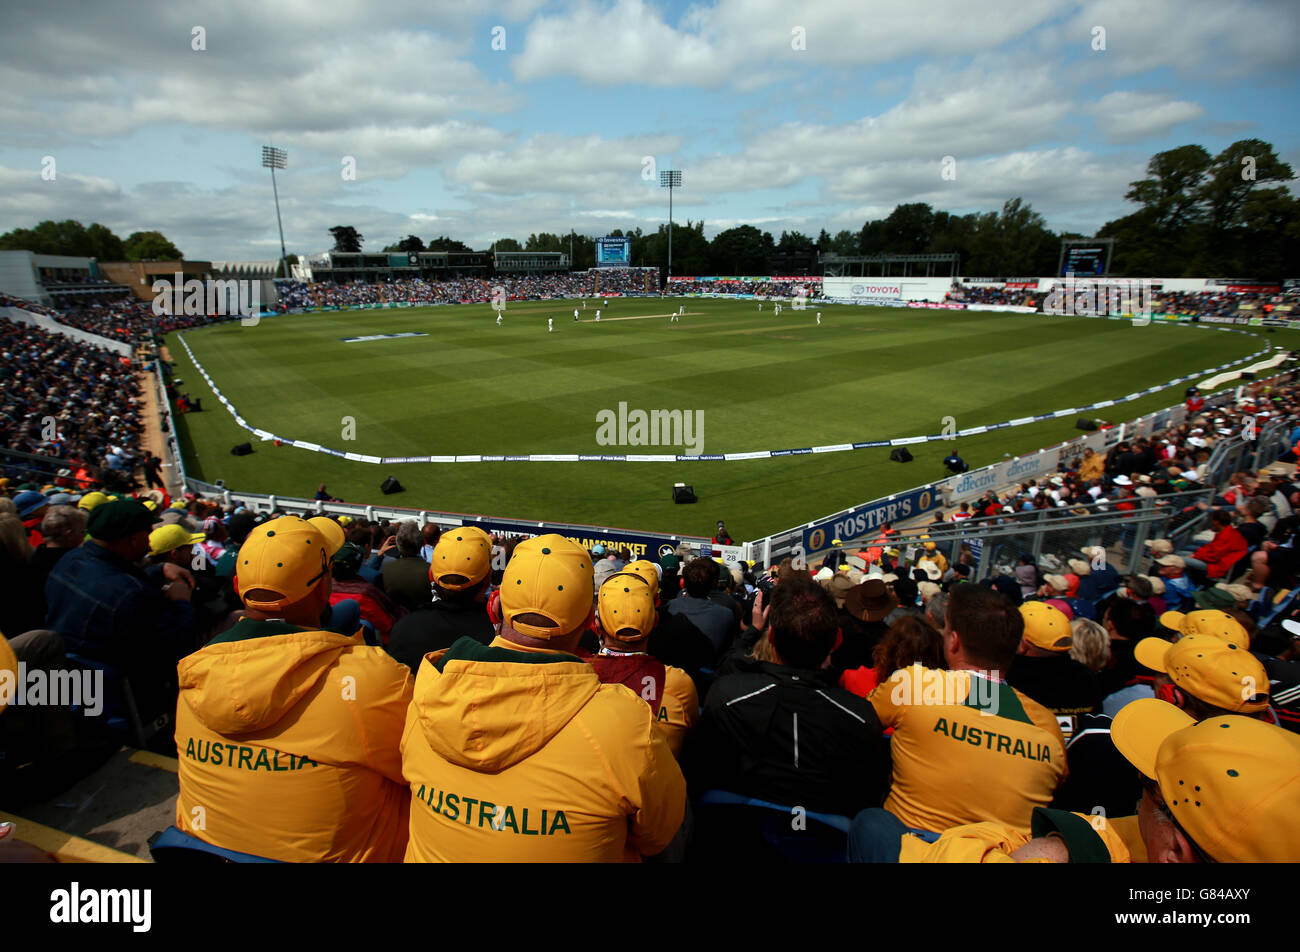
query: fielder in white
[
  {"left": 816, "top": 312, "right": 822, "bottom": 326},
  {"left": 573, "top": 308, "right": 579, "bottom": 320},
  {"left": 496, "top": 314, "right": 503, "bottom": 326},
  {"left": 595, "top": 309, "right": 601, "bottom": 322},
  {"left": 548, "top": 317, "right": 553, "bottom": 333}
]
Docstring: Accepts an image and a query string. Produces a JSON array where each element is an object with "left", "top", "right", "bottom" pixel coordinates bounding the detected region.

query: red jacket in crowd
[{"left": 1193, "top": 525, "right": 1249, "bottom": 579}]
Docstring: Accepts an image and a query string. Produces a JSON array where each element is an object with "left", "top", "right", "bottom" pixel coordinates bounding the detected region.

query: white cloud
[{"left": 1085, "top": 90, "right": 1203, "bottom": 142}]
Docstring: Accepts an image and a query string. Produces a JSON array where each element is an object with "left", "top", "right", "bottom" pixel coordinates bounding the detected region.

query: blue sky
[{"left": 0, "top": 0, "right": 1296, "bottom": 261}]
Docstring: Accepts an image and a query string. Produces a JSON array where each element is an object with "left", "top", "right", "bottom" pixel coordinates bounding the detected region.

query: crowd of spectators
[
  {"left": 275, "top": 269, "right": 661, "bottom": 310},
  {"left": 667, "top": 278, "right": 824, "bottom": 298},
  {"left": 945, "top": 282, "right": 1044, "bottom": 307},
  {"left": 2, "top": 374, "right": 1297, "bottom": 861}
]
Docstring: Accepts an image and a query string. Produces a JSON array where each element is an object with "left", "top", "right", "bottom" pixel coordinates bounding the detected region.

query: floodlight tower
[
  {"left": 262, "top": 146, "right": 289, "bottom": 279},
  {"left": 659, "top": 169, "right": 682, "bottom": 283}
]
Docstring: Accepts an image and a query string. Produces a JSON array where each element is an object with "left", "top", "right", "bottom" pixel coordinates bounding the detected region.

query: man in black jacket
[
  {"left": 687, "top": 575, "right": 891, "bottom": 817},
  {"left": 1007, "top": 602, "right": 1101, "bottom": 739},
  {"left": 386, "top": 526, "right": 495, "bottom": 671}
]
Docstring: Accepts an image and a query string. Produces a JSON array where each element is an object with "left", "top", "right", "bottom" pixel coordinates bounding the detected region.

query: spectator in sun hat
[
  {"left": 14, "top": 490, "right": 49, "bottom": 548},
  {"left": 1153, "top": 554, "right": 1195, "bottom": 611},
  {"left": 45, "top": 498, "right": 194, "bottom": 734},
  {"left": 1140, "top": 575, "right": 1167, "bottom": 615},
  {"left": 1068, "top": 558, "right": 1099, "bottom": 602},
  {"left": 1008, "top": 602, "right": 1101, "bottom": 730},
  {"left": 833, "top": 578, "right": 896, "bottom": 674},
  {"left": 1110, "top": 699, "right": 1300, "bottom": 862},
  {"left": 586, "top": 572, "right": 698, "bottom": 759},
  {"left": 689, "top": 574, "right": 889, "bottom": 818},
  {"left": 1134, "top": 633, "right": 1270, "bottom": 721},
  {"left": 878, "top": 698, "right": 1300, "bottom": 862},
  {"left": 401, "top": 534, "right": 685, "bottom": 862},
  {"left": 175, "top": 514, "right": 413, "bottom": 862},
  {"left": 387, "top": 526, "right": 495, "bottom": 670}
]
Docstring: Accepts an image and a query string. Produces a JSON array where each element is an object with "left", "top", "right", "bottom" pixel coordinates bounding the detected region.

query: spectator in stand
[
  {"left": 1134, "top": 633, "right": 1271, "bottom": 722},
  {"left": 867, "top": 699, "right": 1300, "bottom": 862},
  {"left": 1007, "top": 603, "right": 1101, "bottom": 737},
  {"left": 862, "top": 583, "right": 1067, "bottom": 836},
  {"left": 1153, "top": 555, "right": 1195, "bottom": 611},
  {"left": 30, "top": 504, "right": 86, "bottom": 587},
  {"left": 667, "top": 557, "right": 738, "bottom": 662},
  {"left": 387, "top": 527, "right": 495, "bottom": 670},
  {"left": 174, "top": 515, "right": 412, "bottom": 861},
  {"left": 831, "top": 578, "right": 895, "bottom": 674},
  {"left": 45, "top": 499, "right": 195, "bottom": 731},
  {"left": 401, "top": 534, "right": 685, "bottom": 862},
  {"left": 587, "top": 572, "right": 698, "bottom": 759},
  {"left": 1182, "top": 509, "right": 1248, "bottom": 580},
  {"left": 14, "top": 491, "right": 49, "bottom": 549},
  {"left": 0, "top": 513, "right": 44, "bottom": 639},
  {"left": 840, "top": 613, "right": 945, "bottom": 699},
  {"left": 688, "top": 574, "right": 890, "bottom": 816},
  {"left": 1099, "top": 598, "right": 1158, "bottom": 715},
  {"left": 329, "top": 543, "right": 404, "bottom": 644},
  {"left": 381, "top": 520, "right": 433, "bottom": 611}
]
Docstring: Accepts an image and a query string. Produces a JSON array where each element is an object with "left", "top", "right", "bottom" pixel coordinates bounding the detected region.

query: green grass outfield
[{"left": 164, "top": 298, "right": 1293, "bottom": 539}]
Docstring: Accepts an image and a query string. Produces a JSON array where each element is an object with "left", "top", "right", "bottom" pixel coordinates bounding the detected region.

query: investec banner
[
  {"left": 802, "top": 486, "right": 942, "bottom": 552},
  {"left": 462, "top": 517, "right": 699, "bottom": 562}
]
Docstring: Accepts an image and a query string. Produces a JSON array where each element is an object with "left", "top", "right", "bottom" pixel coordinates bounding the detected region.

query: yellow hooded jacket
[
  {"left": 175, "top": 620, "right": 413, "bottom": 862},
  {"left": 897, "top": 808, "right": 1144, "bottom": 863},
  {"left": 402, "top": 636, "right": 687, "bottom": 862}
]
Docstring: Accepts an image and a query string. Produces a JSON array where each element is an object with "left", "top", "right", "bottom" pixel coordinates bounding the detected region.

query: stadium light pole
[
  {"left": 262, "top": 146, "right": 289, "bottom": 280},
  {"left": 659, "top": 170, "right": 681, "bottom": 283}
]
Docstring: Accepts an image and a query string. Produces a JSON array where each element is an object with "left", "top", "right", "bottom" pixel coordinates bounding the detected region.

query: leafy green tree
[
  {"left": 708, "top": 225, "right": 773, "bottom": 274},
  {"left": 329, "top": 226, "right": 363, "bottom": 253},
  {"left": 124, "top": 230, "right": 182, "bottom": 260}
]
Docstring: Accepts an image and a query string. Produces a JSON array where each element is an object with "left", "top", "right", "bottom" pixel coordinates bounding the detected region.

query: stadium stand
[{"left": 2, "top": 281, "right": 1300, "bottom": 863}]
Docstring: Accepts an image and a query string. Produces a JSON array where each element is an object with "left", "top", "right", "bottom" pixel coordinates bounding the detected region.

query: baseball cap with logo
[
  {"left": 1158, "top": 609, "right": 1250, "bottom": 647},
  {"left": 1112, "top": 698, "right": 1300, "bottom": 862},
  {"left": 499, "top": 534, "right": 594, "bottom": 639},
  {"left": 598, "top": 573, "right": 656, "bottom": 641},
  {"left": 1134, "top": 634, "right": 1268, "bottom": 714},
  {"left": 235, "top": 515, "right": 346, "bottom": 613},
  {"left": 149, "top": 524, "right": 205, "bottom": 557},
  {"left": 1020, "top": 601, "right": 1073, "bottom": 651},
  {"left": 429, "top": 526, "right": 492, "bottom": 591}
]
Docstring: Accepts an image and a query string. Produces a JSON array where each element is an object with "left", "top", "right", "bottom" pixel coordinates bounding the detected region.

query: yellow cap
[
  {"left": 598, "top": 573, "right": 656, "bottom": 641},
  {"left": 1113, "top": 698, "right": 1300, "bottom": 862},
  {"left": 430, "top": 527, "right": 493, "bottom": 591},
  {"left": 235, "top": 516, "right": 344, "bottom": 612},
  {"left": 499, "top": 534, "right": 594, "bottom": 639},
  {"left": 1019, "top": 602, "right": 1073, "bottom": 652},
  {"left": 1134, "top": 634, "right": 1269, "bottom": 714},
  {"left": 77, "top": 491, "right": 109, "bottom": 512},
  {"left": 149, "top": 524, "right": 205, "bottom": 557},
  {"left": 623, "top": 559, "right": 661, "bottom": 600},
  {"left": 1159, "top": 609, "right": 1250, "bottom": 648}
]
